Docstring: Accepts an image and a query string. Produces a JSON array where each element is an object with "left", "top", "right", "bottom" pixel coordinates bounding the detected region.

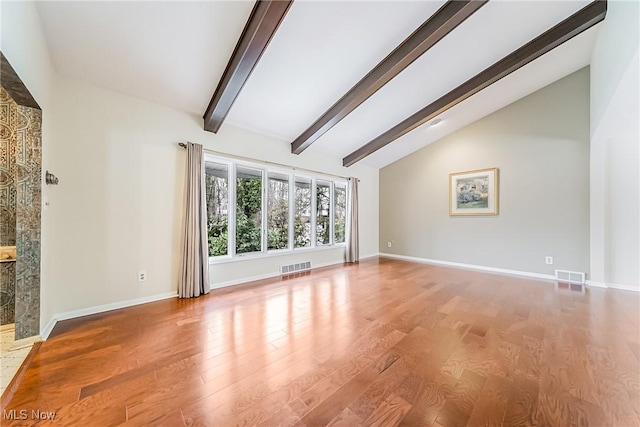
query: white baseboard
[
  {"left": 40, "top": 292, "right": 177, "bottom": 340},
  {"left": 41, "top": 317, "right": 57, "bottom": 340},
  {"left": 586, "top": 280, "right": 607, "bottom": 288},
  {"left": 381, "top": 253, "right": 640, "bottom": 292},
  {"left": 586, "top": 280, "right": 639, "bottom": 292},
  {"left": 379, "top": 252, "right": 556, "bottom": 281},
  {"left": 607, "top": 282, "right": 640, "bottom": 292}
]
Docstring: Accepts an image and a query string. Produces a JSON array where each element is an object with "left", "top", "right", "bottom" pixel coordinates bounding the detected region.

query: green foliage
[
  {"left": 294, "top": 183, "right": 311, "bottom": 248},
  {"left": 206, "top": 172, "right": 229, "bottom": 257},
  {"left": 317, "top": 217, "right": 330, "bottom": 244},
  {"left": 334, "top": 186, "right": 346, "bottom": 243},
  {"left": 268, "top": 193, "right": 288, "bottom": 250},
  {"left": 236, "top": 177, "right": 262, "bottom": 254},
  {"left": 208, "top": 216, "right": 228, "bottom": 256},
  {"left": 335, "top": 218, "right": 345, "bottom": 243},
  {"left": 316, "top": 185, "right": 330, "bottom": 245},
  {"left": 294, "top": 216, "right": 310, "bottom": 248},
  {"left": 207, "top": 170, "right": 347, "bottom": 255},
  {"left": 267, "top": 228, "right": 287, "bottom": 250},
  {"left": 235, "top": 212, "right": 261, "bottom": 253}
]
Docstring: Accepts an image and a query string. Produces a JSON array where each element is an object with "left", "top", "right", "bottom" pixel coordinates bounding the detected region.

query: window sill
[{"left": 208, "top": 244, "right": 346, "bottom": 265}]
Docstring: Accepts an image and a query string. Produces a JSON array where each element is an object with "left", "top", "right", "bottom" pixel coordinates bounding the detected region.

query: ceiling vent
[{"left": 555, "top": 269, "right": 585, "bottom": 284}]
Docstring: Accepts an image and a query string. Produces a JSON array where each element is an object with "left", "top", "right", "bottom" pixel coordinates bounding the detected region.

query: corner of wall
[
  {"left": 589, "top": 0, "right": 640, "bottom": 289},
  {"left": 1, "top": 0, "right": 60, "bottom": 336}
]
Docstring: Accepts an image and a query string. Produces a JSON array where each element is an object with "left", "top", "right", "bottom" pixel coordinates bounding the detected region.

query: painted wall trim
[
  {"left": 380, "top": 252, "right": 556, "bottom": 281},
  {"left": 40, "top": 317, "right": 57, "bottom": 341},
  {"left": 605, "top": 282, "right": 638, "bottom": 292},
  {"left": 586, "top": 280, "right": 607, "bottom": 288},
  {"left": 40, "top": 292, "right": 177, "bottom": 340},
  {"left": 586, "top": 280, "right": 640, "bottom": 292},
  {"left": 382, "top": 253, "right": 640, "bottom": 292}
]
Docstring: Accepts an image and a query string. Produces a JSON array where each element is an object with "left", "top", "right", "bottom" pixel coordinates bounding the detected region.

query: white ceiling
[
  {"left": 36, "top": 0, "right": 598, "bottom": 169},
  {"left": 37, "top": 1, "right": 255, "bottom": 114}
]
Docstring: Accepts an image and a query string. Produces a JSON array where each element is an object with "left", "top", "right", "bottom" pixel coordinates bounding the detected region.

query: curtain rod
[{"left": 178, "top": 142, "right": 357, "bottom": 181}]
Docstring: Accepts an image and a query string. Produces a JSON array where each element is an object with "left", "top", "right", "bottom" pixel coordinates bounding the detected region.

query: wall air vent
[
  {"left": 281, "top": 261, "right": 311, "bottom": 275},
  {"left": 555, "top": 269, "right": 586, "bottom": 284}
]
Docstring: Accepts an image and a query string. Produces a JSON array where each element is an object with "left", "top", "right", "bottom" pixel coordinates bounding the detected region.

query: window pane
[
  {"left": 335, "top": 184, "right": 346, "bottom": 244},
  {"left": 294, "top": 176, "right": 311, "bottom": 248},
  {"left": 316, "top": 181, "right": 331, "bottom": 245},
  {"left": 205, "top": 162, "right": 229, "bottom": 256},
  {"left": 236, "top": 166, "right": 262, "bottom": 254},
  {"left": 268, "top": 173, "right": 289, "bottom": 250}
]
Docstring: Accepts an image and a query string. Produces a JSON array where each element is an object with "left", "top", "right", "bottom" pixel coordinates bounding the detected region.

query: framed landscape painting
[{"left": 449, "top": 168, "right": 499, "bottom": 216}]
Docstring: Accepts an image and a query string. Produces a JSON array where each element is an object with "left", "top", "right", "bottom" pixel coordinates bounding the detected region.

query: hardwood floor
[{"left": 2, "top": 257, "right": 639, "bottom": 426}]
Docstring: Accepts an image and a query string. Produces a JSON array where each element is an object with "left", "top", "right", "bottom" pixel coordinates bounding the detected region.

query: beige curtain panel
[
  {"left": 346, "top": 177, "right": 359, "bottom": 263},
  {"left": 179, "top": 142, "right": 210, "bottom": 298}
]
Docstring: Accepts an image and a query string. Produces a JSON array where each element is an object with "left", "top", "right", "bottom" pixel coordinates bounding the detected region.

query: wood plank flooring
[{"left": 2, "top": 257, "right": 639, "bottom": 426}]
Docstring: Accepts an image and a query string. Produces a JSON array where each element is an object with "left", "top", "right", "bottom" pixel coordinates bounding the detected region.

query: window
[
  {"left": 267, "top": 172, "right": 289, "bottom": 250},
  {"left": 316, "top": 181, "right": 331, "bottom": 245},
  {"left": 334, "top": 184, "right": 346, "bottom": 244},
  {"left": 294, "top": 176, "right": 311, "bottom": 248},
  {"left": 235, "top": 166, "right": 262, "bottom": 254},
  {"left": 205, "top": 162, "right": 229, "bottom": 257},
  {"left": 204, "top": 154, "right": 347, "bottom": 261}
]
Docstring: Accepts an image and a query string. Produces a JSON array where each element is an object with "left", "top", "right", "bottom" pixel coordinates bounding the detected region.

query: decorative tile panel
[
  {"left": 0, "top": 88, "right": 16, "bottom": 326},
  {"left": 0, "top": 87, "right": 41, "bottom": 337},
  {"left": 0, "top": 262, "right": 15, "bottom": 325},
  {"left": 14, "top": 105, "right": 41, "bottom": 339},
  {"left": 0, "top": 88, "right": 17, "bottom": 248}
]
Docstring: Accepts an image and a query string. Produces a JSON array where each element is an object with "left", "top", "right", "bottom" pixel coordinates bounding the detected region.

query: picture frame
[{"left": 449, "top": 167, "right": 499, "bottom": 216}]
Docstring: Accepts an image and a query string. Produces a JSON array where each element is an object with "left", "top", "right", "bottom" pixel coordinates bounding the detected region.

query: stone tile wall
[
  {"left": 0, "top": 87, "right": 41, "bottom": 338},
  {"left": 0, "top": 88, "right": 17, "bottom": 325},
  {"left": 14, "top": 105, "right": 41, "bottom": 339}
]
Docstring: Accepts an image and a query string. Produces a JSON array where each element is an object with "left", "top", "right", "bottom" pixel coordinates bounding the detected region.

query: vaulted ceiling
[{"left": 37, "top": 0, "right": 602, "bottom": 168}]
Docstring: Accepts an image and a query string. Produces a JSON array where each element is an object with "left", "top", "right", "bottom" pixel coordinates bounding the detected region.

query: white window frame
[
  {"left": 204, "top": 158, "right": 233, "bottom": 261},
  {"left": 205, "top": 153, "right": 347, "bottom": 264},
  {"left": 266, "top": 168, "right": 293, "bottom": 254},
  {"left": 315, "top": 179, "right": 332, "bottom": 247},
  {"left": 293, "top": 173, "right": 314, "bottom": 250},
  {"left": 334, "top": 182, "right": 347, "bottom": 246}
]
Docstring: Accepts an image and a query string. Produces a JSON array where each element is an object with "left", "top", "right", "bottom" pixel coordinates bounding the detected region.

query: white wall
[
  {"left": 45, "top": 76, "right": 378, "bottom": 320},
  {"left": 590, "top": 0, "right": 639, "bottom": 290},
  {"left": 0, "top": 1, "right": 55, "bottom": 108},
  {"left": 380, "top": 69, "right": 590, "bottom": 277},
  {"left": 1, "top": 0, "right": 58, "bottom": 334}
]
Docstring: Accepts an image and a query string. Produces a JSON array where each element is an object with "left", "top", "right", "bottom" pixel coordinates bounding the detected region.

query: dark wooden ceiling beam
[
  {"left": 291, "top": 0, "right": 488, "bottom": 155},
  {"left": 1, "top": 52, "right": 40, "bottom": 110},
  {"left": 203, "top": 0, "right": 293, "bottom": 133},
  {"left": 343, "top": 0, "right": 607, "bottom": 167}
]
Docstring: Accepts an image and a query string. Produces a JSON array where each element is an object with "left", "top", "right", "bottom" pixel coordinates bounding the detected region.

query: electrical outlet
[
  {"left": 545, "top": 256, "right": 553, "bottom": 265},
  {"left": 387, "top": 241, "right": 392, "bottom": 248},
  {"left": 138, "top": 270, "right": 147, "bottom": 283}
]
